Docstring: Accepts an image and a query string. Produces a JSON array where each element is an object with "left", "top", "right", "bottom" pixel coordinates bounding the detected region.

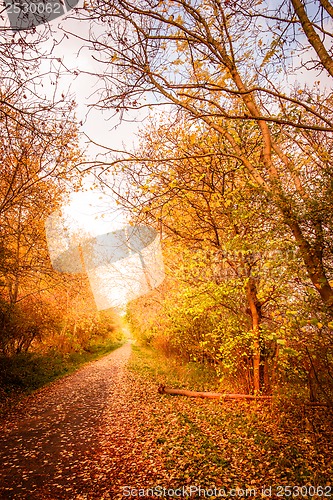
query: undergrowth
[{"left": 129, "top": 342, "right": 221, "bottom": 392}]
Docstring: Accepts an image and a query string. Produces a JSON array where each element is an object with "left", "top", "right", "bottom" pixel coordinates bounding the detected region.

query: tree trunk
[
  {"left": 286, "top": 218, "right": 333, "bottom": 309},
  {"left": 319, "top": 0, "right": 333, "bottom": 19},
  {"left": 291, "top": 0, "right": 333, "bottom": 77},
  {"left": 246, "top": 277, "right": 262, "bottom": 393}
]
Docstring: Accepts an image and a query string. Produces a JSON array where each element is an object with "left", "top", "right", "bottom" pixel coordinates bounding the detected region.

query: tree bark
[
  {"left": 318, "top": 0, "right": 333, "bottom": 19},
  {"left": 291, "top": 0, "right": 333, "bottom": 77},
  {"left": 158, "top": 385, "right": 272, "bottom": 399},
  {"left": 246, "top": 277, "right": 262, "bottom": 393},
  {"left": 286, "top": 217, "right": 333, "bottom": 309}
]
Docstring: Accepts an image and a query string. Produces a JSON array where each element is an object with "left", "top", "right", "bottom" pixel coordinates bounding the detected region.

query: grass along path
[{"left": 0, "top": 339, "right": 124, "bottom": 419}]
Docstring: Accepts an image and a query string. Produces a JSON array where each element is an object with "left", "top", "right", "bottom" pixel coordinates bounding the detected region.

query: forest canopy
[
  {"left": 75, "top": 0, "right": 333, "bottom": 398},
  {"left": 0, "top": 0, "right": 332, "bottom": 402}
]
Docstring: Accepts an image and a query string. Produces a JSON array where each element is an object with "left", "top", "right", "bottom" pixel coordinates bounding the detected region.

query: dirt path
[{"left": 0, "top": 343, "right": 163, "bottom": 499}]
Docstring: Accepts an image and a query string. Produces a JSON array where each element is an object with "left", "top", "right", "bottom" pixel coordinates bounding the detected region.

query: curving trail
[{"left": 0, "top": 343, "right": 163, "bottom": 499}]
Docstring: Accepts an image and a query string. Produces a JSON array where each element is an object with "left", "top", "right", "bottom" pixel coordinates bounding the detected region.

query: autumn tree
[
  {"left": 0, "top": 12, "right": 85, "bottom": 353},
  {"left": 0, "top": 11, "right": 74, "bottom": 136},
  {"left": 0, "top": 89, "right": 83, "bottom": 355},
  {"left": 120, "top": 112, "right": 333, "bottom": 397},
  {"left": 82, "top": 0, "right": 333, "bottom": 310},
  {"left": 118, "top": 116, "right": 305, "bottom": 393}
]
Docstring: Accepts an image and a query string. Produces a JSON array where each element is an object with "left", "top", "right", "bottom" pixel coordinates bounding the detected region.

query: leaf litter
[{"left": 0, "top": 343, "right": 332, "bottom": 499}]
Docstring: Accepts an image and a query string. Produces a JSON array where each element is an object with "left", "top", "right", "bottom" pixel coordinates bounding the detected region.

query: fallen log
[{"left": 158, "top": 385, "right": 272, "bottom": 400}]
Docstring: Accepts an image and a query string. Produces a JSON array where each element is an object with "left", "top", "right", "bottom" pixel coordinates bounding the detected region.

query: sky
[
  {"left": 36, "top": 8, "right": 148, "bottom": 236},
  {"left": 37, "top": 8, "right": 167, "bottom": 311}
]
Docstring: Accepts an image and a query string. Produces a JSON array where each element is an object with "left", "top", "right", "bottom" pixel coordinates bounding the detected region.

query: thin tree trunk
[
  {"left": 319, "top": 0, "right": 333, "bottom": 19},
  {"left": 246, "top": 277, "right": 262, "bottom": 393},
  {"left": 286, "top": 218, "right": 333, "bottom": 308},
  {"left": 291, "top": 0, "right": 333, "bottom": 77}
]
